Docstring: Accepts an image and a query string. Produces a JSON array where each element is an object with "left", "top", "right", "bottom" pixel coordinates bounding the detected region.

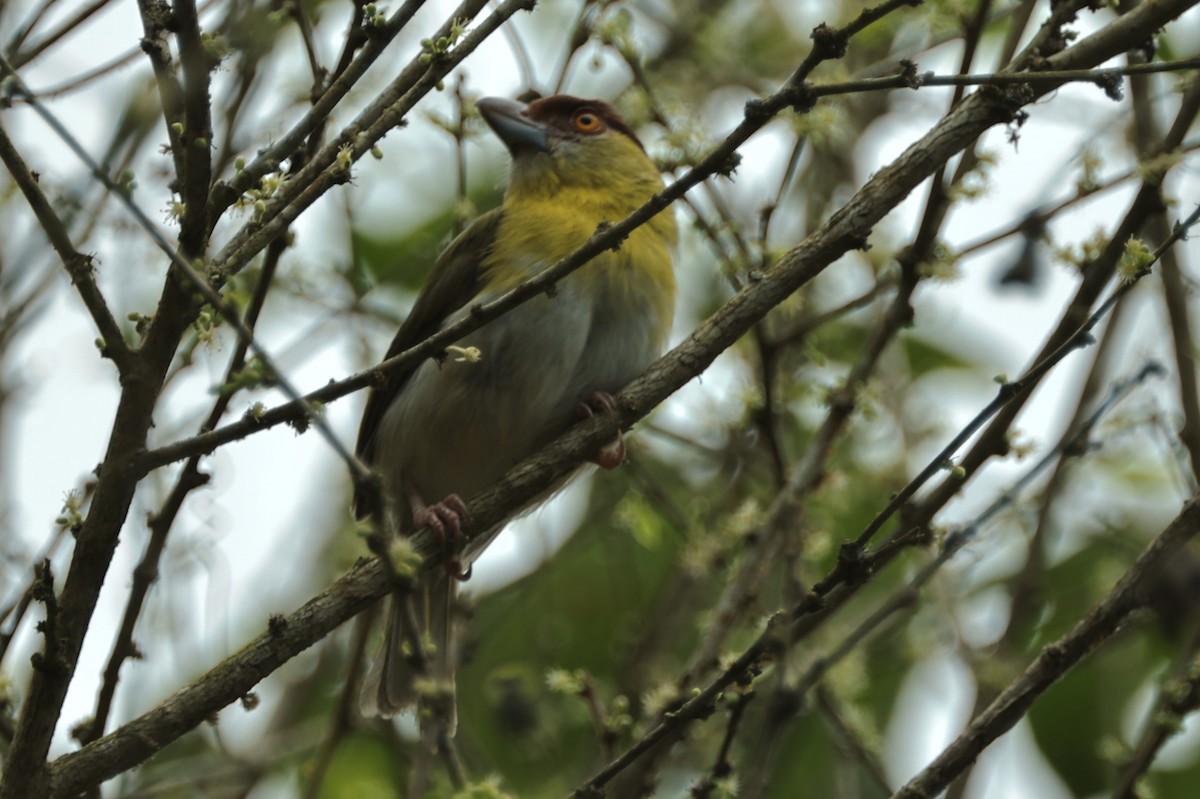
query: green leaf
[
  {"left": 353, "top": 185, "right": 503, "bottom": 291},
  {"left": 314, "top": 733, "right": 398, "bottom": 799},
  {"left": 454, "top": 470, "right": 685, "bottom": 795},
  {"left": 901, "top": 334, "right": 972, "bottom": 376}
]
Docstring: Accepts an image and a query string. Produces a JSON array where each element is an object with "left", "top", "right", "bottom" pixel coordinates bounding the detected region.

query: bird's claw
[
  {"left": 444, "top": 559, "right": 473, "bottom": 582},
  {"left": 577, "top": 391, "right": 626, "bottom": 469},
  {"left": 591, "top": 436, "right": 626, "bottom": 470},
  {"left": 579, "top": 391, "right": 618, "bottom": 418},
  {"left": 412, "top": 493, "right": 470, "bottom": 554}
]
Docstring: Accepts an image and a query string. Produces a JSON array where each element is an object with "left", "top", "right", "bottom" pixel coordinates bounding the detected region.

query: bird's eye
[{"left": 572, "top": 110, "right": 603, "bottom": 133}]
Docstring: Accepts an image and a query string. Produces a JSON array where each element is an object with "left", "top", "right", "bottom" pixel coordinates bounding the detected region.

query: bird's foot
[
  {"left": 409, "top": 491, "right": 472, "bottom": 580},
  {"left": 577, "top": 391, "right": 626, "bottom": 470},
  {"left": 444, "top": 559, "right": 473, "bottom": 582},
  {"left": 411, "top": 493, "right": 470, "bottom": 541}
]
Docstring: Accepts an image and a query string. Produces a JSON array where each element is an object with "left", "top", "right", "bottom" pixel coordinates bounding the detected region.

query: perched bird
[{"left": 355, "top": 95, "right": 677, "bottom": 720}]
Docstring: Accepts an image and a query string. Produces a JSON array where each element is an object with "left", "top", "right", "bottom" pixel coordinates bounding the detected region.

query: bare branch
[
  {"left": 8, "top": 0, "right": 118, "bottom": 69},
  {"left": 798, "top": 362, "right": 1167, "bottom": 698},
  {"left": 0, "top": 114, "right": 130, "bottom": 368},
  {"left": 6, "top": 2, "right": 1196, "bottom": 796},
  {"left": 209, "top": 0, "right": 523, "bottom": 264},
  {"left": 48, "top": 558, "right": 393, "bottom": 797},
  {"left": 1109, "top": 625, "right": 1200, "bottom": 798},
  {"left": 890, "top": 496, "right": 1200, "bottom": 799},
  {"left": 216, "top": 0, "right": 434, "bottom": 206},
  {"left": 810, "top": 56, "right": 1200, "bottom": 102}
]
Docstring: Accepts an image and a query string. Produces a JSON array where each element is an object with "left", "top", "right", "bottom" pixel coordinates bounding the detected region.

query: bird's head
[{"left": 477, "top": 95, "right": 663, "bottom": 206}]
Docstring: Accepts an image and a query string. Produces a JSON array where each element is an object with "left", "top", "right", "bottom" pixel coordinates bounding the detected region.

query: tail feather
[{"left": 360, "top": 573, "right": 457, "bottom": 734}]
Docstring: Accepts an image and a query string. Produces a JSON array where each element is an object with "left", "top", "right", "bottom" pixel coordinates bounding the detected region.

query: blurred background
[{"left": 1, "top": 0, "right": 1199, "bottom": 797}]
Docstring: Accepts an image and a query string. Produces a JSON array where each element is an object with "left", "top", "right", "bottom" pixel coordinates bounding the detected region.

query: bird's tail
[{"left": 360, "top": 572, "right": 458, "bottom": 734}]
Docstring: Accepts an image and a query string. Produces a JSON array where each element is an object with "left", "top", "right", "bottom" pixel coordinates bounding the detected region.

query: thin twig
[
  {"left": 901, "top": 44, "right": 1200, "bottom": 543},
  {"left": 2, "top": 0, "right": 63, "bottom": 56},
  {"left": 75, "top": 234, "right": 289, "bottom": 746},
  {"left": 1108, "top": 623, "right": 1200, "bottom": 799},
  {"left": 215, "top": 0, "right": 435, "bottom": 207},
  {"left": 0, "top": 527, "right": 70, "bottom": 665},
  {"left": 579, "top": 675, "right": 619, "bottom": 762},
  {"left": 1153, "top": 109, "right": 1200, "bottom": 481},
  {"left": 288, "top": 0, "right": 325, "bottom": 90},
  {"left": 210, "top": 0, "right": 502, "bottom": 251},
  {"left": 588, "top": 194, "right": 1196, "bottom": 797},
  {"left": 0, "top": 51, "right": 368, "bottom": 481},
  {"left": 18, "top": 46, "right": 143, "bottom": 99},
  {"left": 854, "top": 199, "right": 1200, "bottom": 552},
  {"left": 767, "top": 276, "right": 896, "bottom": 348},
  {"left": 816, "top": 686, "right": 893, "bottom": 796},
  {"left": 140, "top": 0, "right": 933, "bottom": 478},
  {"left": 32, "top": 3, "right": 1200, "bottom": 794},
  {"left": 796, "top": 362, "right": 1166, "bottom": 701},
  {"left": 690, "top": 691, "right": 753, "bottom": 798},
  {"left": 682, "top": 261, "right": 916, "bottom": 689},
  {"left": 810, "top": 56, "right": 1200, "bottom": 100},
  {"left": 0, "top": 120, "right": 131, "bottom": 368},
  {"left": 8, "top": 0, "right": 118, "bottom": 69},
  {"left": 891, "top": 496, "right": 1200, "bottom": 799}
]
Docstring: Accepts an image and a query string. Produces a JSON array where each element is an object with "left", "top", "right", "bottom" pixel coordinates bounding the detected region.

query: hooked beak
[{"left": 477, "top": 97, "right": 550, "bottom": 155}]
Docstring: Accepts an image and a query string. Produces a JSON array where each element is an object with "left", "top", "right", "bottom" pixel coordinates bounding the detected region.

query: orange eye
[{"left": 572, "top": 110, "right": 603, "bottom": 133}]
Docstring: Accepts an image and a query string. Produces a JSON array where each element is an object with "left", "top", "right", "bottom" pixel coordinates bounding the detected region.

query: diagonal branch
[
  {"left": 138, "top": 0, "right": 935, "bottom": 476},
  {"left": 214, "top": 0, "right": 432, "bottom": 212},
  {"left": 7, "top": 0, "right": 117, "bottom": 69},
  {"left": 29, "top": 1, "right": 1200, "bottom": 795},
  {"left": 794, "top": 362, "right": 1168, "bottom": 702},
  {"left": 47, "top": 558, "right": 392, "bottom": 797},
  {"left": 809, "top": 56, "right": 1200, "bottom": 100},
  {"left": 890, "top": 495, "right": 1200, "bottom": 799},
  {"left": 73, "top": 236, "right": 289, "bottom": 748},
  {"left": 208, "top": 0, "right": 526, "bottom": 274},
  {"left": 1, "top": 42, "right": 369, "bottom": 483},
  {"left": 0, "top": 118, "right": 130, "bottom": 369},
  {"left": 894, "top": 73, "right": 1200, "bottom": 545}
]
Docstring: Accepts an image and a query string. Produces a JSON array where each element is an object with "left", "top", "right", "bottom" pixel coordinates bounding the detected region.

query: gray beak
[{"left": 477, "top": 97, "right": 550, "bottom": 155}]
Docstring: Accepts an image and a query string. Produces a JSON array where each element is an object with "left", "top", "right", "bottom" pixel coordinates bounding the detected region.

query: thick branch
[
  {"left": 27, "top": 1, "right": 1200, "bottom": 794},
  {"left": 48, "top": 559, "right": 391, "bottom": 797},
  {"left": 172, "top": 0, "right": 215, "bottom": 257}
]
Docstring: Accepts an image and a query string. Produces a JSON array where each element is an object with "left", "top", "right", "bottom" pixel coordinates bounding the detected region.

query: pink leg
[
  {"left": 408, "top": 487, "right": 469, "bottom": 539},
  {"left": 577, "top": 391, "right": 626, "bottom": 470},
  {"left": 407, "top": 487, "right": 472, "bottom": 581}
]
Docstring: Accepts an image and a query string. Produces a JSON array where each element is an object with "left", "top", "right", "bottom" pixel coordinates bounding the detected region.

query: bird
[{"left": 354, "top": 94, "right": 678, "bottom": 722}]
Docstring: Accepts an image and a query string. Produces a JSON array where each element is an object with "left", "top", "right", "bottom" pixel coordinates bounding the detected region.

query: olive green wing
[{"left": 353, "top": 209, "right": 505, "bottom": 517}]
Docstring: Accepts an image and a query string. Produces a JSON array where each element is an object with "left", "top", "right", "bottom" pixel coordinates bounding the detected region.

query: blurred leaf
[
  {"left": 806, "top": 319, "right": 870, "bottom": 364},
  {"left": 901, "top": 334, "right": 973, "bottom": 376},
  {"left": 314, "top": 734, "right": 398, "bottom": 799},
  {"left": 1028, "top": 544, "right": 1126, "bottom": 650},
  {"left": 1027, "top": 652, "right": 1112, "bottom": 796},
  {"left": 762, "top": 717, "right": 840, "bottom": 798},
  {"left": 353, "top": 185, "right": 504, "bottom": 291},
  {"left": 1155, "top": 752, "right": 1200, "bottom": 799},
  {"left": 454, "top": 470, "right": 685, "bottom": 795}
]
